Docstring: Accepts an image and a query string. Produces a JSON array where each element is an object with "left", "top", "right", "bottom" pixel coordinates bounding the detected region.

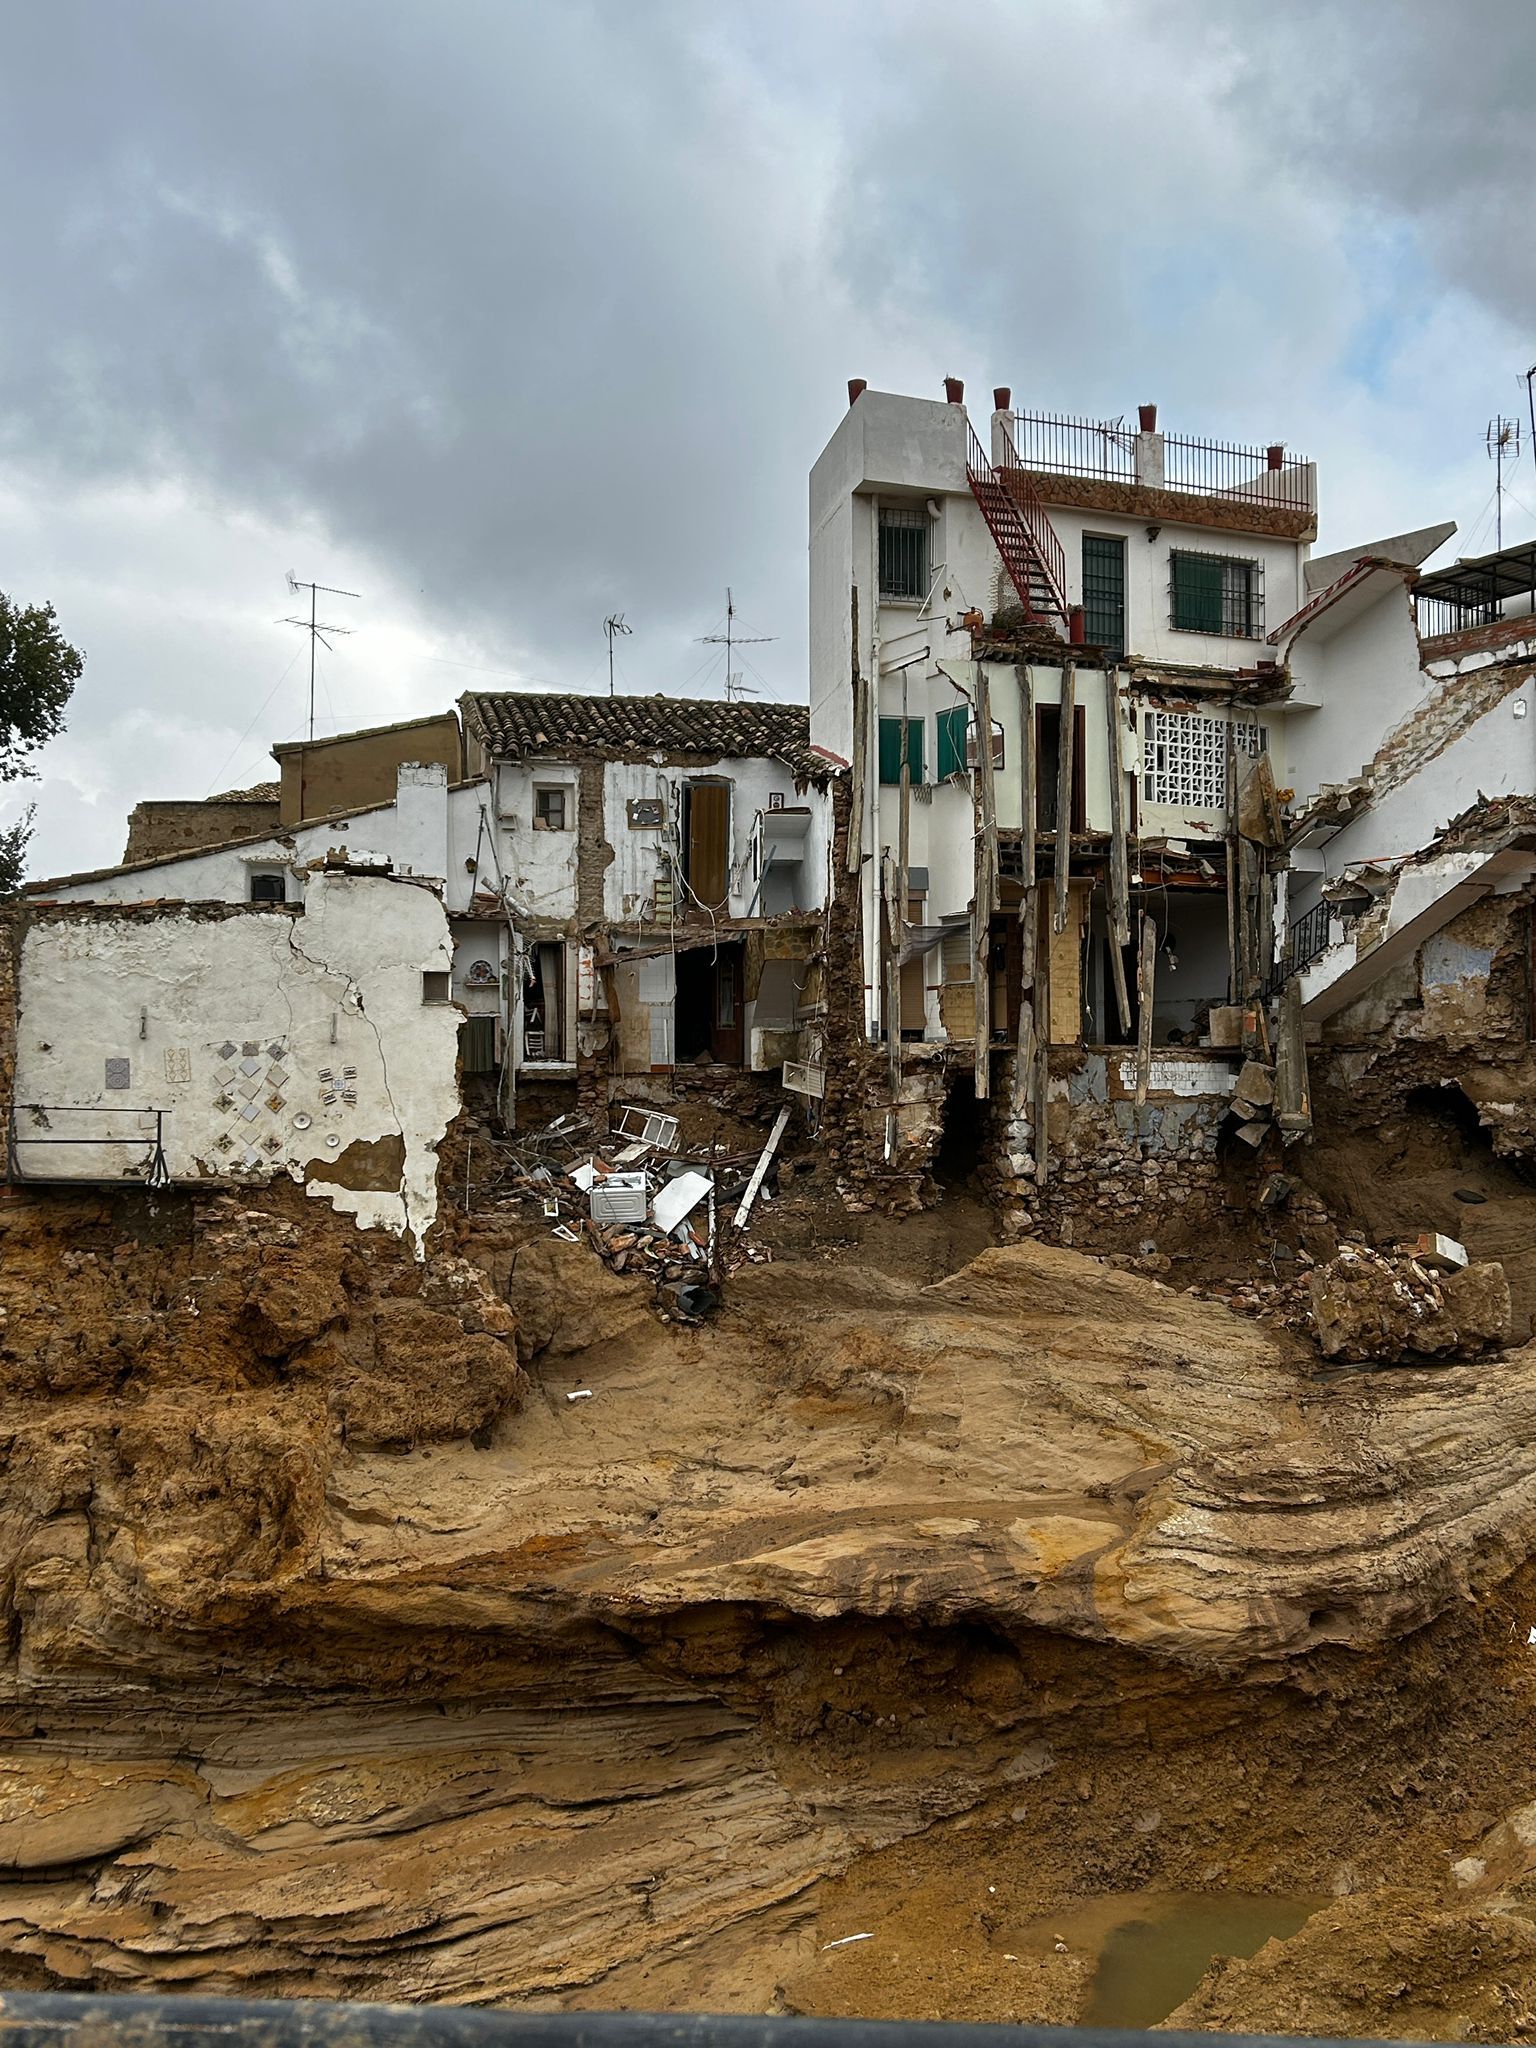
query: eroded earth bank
[{"left": 8, "top": 1167, "right": 1536, "bottom": 2039}]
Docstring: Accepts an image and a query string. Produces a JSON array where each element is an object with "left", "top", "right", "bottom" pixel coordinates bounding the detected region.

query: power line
[{"left": 201, "top": 648, "right": 301, "bottom": 797}]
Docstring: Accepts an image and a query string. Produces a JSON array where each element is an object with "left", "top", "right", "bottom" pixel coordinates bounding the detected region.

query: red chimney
[
  {"left": 1267, "top": 443, "right": 1285, "bottom": 470},
  {"left": 993, "top": 386, "right": 1011, "bottom": 412},
  {"left": 847, "top": 378, "right": 867, "bottom": 407},
  {"left": 944, "top": 376, "right": 964, "bottom": 405},
  {"left": 1069, "top": 606, "right": 1087, "bottom": 646},
  {"left": 1138, "top": 403, "right": 1158, "bottom": 432}
]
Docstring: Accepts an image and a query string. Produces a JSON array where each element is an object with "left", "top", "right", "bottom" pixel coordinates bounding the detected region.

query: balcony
[{"left": 997, "top": 408, "right": 1316, "bottom": 536}]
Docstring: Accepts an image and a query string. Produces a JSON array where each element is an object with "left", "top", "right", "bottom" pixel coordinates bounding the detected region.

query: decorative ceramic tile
[
  {"left": 239, "top": 1102, "right": 260, "bottom": 1122},
  {"left": 238, "top": 1056, "right": 262, "bottom": 1077},
  {"left": 266, "top": 1094, "right": 285, "bottom": 1113},
  {"left": 241, "top": 1041, "right": 259, "bottom": 1058},
  {"left": 214, "top": 1064, "right": 235, "bottom": 1086},
  {"left": 213, "top": 1132, "right": 234, "bottom": 1153},
  {"left": 218, "top": 1041, "right": 237, "bottom": 1061},
  {"left": 266, "top": 1066, "right": 286, "bottom": 1088},
  {"left": 105, "top": 1058, "right": 130, "bottom": 1089},
  {"left": 242, "top": 1146, "right": 261, "bottom": 1167},
  {"left": 266, "top": 1042, "right": 286, "bottom": 1062}
]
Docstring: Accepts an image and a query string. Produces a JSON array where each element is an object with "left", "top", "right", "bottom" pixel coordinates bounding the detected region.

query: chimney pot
[
  {"left": 993, "top": 386, "right": 1011, "bottom": 412},
  {"left": 847, "top": 378, "right": 867, "bottom": 407},
  {"left": 1138, "top": 403, "right": 1158, "bottom": 433},
  {"left": 1267, "top": 443, "right": 1285, "bottom": 470},
  {"left": 1069, "top": 605, "right": 1087, "bottom": 647},
  {"left": 944, "top": 376, "right": 964, "bottom": 405}
]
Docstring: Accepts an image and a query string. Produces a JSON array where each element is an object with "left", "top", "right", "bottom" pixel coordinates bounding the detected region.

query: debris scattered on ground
[{"left": 1307, "top": 1241, "right": 1511, "bottom": 1364}]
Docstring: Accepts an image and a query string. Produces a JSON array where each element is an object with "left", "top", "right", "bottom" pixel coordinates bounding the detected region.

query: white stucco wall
[
  {"left": 35, "top": 769, "right": 486, "bottom": 917},
  {"left": 1280, "top": 584, "right": 1426, "bottom": 805},
  {"left": 13, "top": 872, "right": 460, "bottom": 1250}
]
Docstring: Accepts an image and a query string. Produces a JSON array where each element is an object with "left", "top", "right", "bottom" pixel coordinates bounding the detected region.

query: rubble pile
[
  {"left": 1308, "top": 1239, "right": 1511, "bottom": 1364},
  {"left": 478, "top": 1105, "right": 783, "bottom": 1309}
]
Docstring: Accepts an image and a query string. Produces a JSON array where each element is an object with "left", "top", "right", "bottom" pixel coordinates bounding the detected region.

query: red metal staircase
[{"left": 966, "top": 419, "right": 1069, "bottom": 628}]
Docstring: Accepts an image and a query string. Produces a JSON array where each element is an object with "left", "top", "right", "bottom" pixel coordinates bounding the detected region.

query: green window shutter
[
  {"left": 878, "top": 717, "right": 902, "bottom": 785},
  {"left": 1172, "top": 552, "right": 1224, "bottom": 634},
  {"left": 935, "top": 705, "right": 969, "bottom": 779},
  {"left": 905, "top": 716, "right": 924, "bottom": 785}
]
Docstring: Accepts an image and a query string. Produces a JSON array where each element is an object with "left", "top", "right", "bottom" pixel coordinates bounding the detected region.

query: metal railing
[
  {"left": 1413, "top": 589, "right": 1502, "bottom": 639},
  {"left": 5, "top": 1104, "right": 170, "bottom": 1187},
  {"left": 1162, "top": 430, "right": 1311, "bottom": 508},
  {"left": 984, "top": 419, "right": 1070, "bottom": 615},
  {"left": 1010, "top": 409, "right": 1136, "bottom": 481}
]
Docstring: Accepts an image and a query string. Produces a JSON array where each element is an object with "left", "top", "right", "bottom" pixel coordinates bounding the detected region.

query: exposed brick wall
[
  {"left": 1028, "top": 473, "right": 1314, "bottom": 543},
  {"left": 123, "top": 798, "right": 282, "bottom": 866},
  {"left": 1367, "top": 653, "right": 1536, "bottom": 802}
]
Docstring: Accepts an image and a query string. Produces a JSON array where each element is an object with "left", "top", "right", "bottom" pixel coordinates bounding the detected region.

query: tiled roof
[
  {"left": 208, "top": 781, "right": 280, "bottom": 802},
  {"left": 460, "top": 690, "right": 826, "bottom": 779}
]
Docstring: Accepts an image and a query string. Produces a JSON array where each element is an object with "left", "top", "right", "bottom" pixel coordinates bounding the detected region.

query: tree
[
  {"left": 0, "top": 594, "right": 83, "bottom": 783},
  {"left": 0, "top": 594, "right": 84, "bottom": 896}
]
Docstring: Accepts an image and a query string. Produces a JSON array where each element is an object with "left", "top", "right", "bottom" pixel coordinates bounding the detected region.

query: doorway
[
  {"left": 674, "top": 942, "right": 745, "bottom": 1065},
  {"left": 523, "top": 943, "right": 564, "bottom": 1062}
]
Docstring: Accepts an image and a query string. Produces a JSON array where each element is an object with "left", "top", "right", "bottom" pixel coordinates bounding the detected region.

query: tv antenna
[
  {"left": 698, "top": 588, "right": 775, "bottom": 701},
  {"left": 1486, "top": 418, "right": 1522, "bottom": 550},
  {"left": 603, "top": 612, "right": 632, "bottom": 697},
  {"left": 282, "top": 574, "right": 359, "bottom": 740}
]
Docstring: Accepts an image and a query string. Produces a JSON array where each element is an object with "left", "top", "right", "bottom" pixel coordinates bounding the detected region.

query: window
[
  {"left": 1170, "top": 550, "right": 1262, "bottom": 637},
  {"left": 534, "top": 786, "right": 569, "bottom": 831},
  {"left": 1082, "top": 534, "right": 1127, "bottom": 656},
  {"left": 878, "top": 715, "right": 924, "bottom": 785},
  {"left": 248, "top": 871, "right": 285, "bottom": 904},
  {"left": 936, "top": 705, "right": 968, "bottom": 780},
  {"left": 878, "top": 506, "right": 929, "bottom": 600},
  {"left": 1141, "top": 709, "right": 1267, "bottom": 811},
  {"left": 422, "top": 971, "right": 452, "bottom": 1004}
]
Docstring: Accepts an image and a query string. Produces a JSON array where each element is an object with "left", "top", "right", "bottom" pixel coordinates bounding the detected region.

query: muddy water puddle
[{"left": 1026, "top": 1890, "right": 1325, "bottom": 2028}]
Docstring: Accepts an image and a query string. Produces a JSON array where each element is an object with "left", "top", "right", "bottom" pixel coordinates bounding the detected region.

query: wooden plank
[
  {"left": 1238, "top": 753, "right": 1285, "bottom": 849},
  {"left": 1134, "top": 912, "right": 1156, "bottom": 1113},
  {"left": 1225, "top": 713, "right": 1240, "bottom": 1003},
  {"left": 1033, "top": 888, "right": 1051, "bottom": 1185},
  {"left": 976, "top": 665, "right": 1000, "bottom": 916},
  {"left": 1275, "top": 977, "right": 1313, "bottom": 1135},
  {"left": 845, "top": 587, "right": 864, "bottom": 875},
  {"left": 1012, "top": 883, "right": 1037, "bottom": 1116},
  {"left": 972, "top": 721, "right": 991, "bottom": 1101},
  {"left": 734, "top": 1104, "right": 792, "bottom": 1227},
  {"left": 1053, "top": 660, "right": 1077, "bottom": 935},
  {"left": 1104, "top": 665, "right": 1132, "bottom": 1036},
  {"left": 1016, "top": 663, "right": 1035, "bottom": 884}
]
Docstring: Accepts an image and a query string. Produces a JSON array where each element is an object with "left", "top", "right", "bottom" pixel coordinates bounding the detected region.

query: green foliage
[
  {"left": 0, "top": 805, "right": 34, "bottom": 898},
  {"left": 0, "top": 593, "right": 83, "bottom": 784}
]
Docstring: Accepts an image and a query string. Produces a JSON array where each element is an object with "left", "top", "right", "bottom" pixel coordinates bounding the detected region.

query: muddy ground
[{"left": 3, "top": 1096, "right": 1536, "bottom": 2036}]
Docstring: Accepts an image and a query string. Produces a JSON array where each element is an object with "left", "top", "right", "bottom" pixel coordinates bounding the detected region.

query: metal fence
[
  {"left": 1162, "top": 431, "right": 1311, "bottom": 508},
  {"left": 1009, "top": 410, "right": 1136, "bottom": 482}
]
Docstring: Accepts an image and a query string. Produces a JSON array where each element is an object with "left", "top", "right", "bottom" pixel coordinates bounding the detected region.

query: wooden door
[
  {"left": 711, "top": 948, "right": 744, "bottom": 1065},
  {"left": 687, "top": 781, "right": 730, "bottom": 909}
]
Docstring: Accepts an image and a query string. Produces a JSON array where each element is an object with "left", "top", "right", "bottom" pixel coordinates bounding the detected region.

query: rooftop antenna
[
  {"left": 282, "top": 574, "right": 360, "bottom": 740},
  {"left": 603, "top": 612, "right": 632, "bottom": 697},
  {"left": 698, "top": 588, "right": 775, "bottom": 701},
  {"left": 1486, "top": 418, "right": 1521, "bottom": 550}
]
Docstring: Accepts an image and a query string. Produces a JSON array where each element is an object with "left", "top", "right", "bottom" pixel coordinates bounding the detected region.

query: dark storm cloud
[{"left": 0, "top": 0, "right": 1530, "bottom": 876}]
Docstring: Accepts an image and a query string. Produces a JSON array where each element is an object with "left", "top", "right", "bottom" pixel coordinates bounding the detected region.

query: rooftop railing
[{"left": 1007, "top": 410, "right": 1313, "bottom": 511}]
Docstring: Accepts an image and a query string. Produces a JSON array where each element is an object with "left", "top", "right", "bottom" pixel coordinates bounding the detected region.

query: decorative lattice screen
[{"left": 1141, "top": 710, "right": 1266, "bottom": 811}]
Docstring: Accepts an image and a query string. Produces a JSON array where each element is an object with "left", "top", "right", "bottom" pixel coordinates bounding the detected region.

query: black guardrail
[{"left": 0, "top": 1994, "right": 1447, "bottom": 2048}]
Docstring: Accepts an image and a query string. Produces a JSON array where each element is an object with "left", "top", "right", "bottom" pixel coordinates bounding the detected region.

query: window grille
[
  {"left": 878, "top": 507, "right": 929, "bottom": 600},
  {"left": 1169, "top": 550, "right": 1263, "bottom": 637},
  {"left": 1141, "top": 710, "right": 1266, "bottom": 812}
]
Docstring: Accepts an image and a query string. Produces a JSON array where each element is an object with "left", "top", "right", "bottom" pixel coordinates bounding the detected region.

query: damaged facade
[{"left": 807, "top": 379, "right": 1536, "bottom": 1236}]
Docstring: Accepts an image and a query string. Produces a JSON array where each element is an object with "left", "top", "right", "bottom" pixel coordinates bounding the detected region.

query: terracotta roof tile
[{"left": 460, "top": 690, "right": 826, "bottom": 779}]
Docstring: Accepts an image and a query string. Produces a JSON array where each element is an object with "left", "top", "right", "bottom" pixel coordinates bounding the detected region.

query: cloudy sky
[{"left": 3, "top": 0, "right": 1533, "bottom": 878}]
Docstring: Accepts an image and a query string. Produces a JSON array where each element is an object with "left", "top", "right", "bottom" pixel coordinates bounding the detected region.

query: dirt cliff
[{"left": 3, "top": 1179, "right": 1536, "bottom": 2027}]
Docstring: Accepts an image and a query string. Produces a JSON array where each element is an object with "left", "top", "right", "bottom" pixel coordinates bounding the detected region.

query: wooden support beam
[
  {"left": 1053, "top": 659, "right": 1076, "bottom": 935},
  {"left": 1104, "top": 664, "right": 1133, "bottom": 1036},
  {"left": 1135, "top": 911, "right": 1156, "bottom": 1115},
  {"left": 1033, "top": 890, "right": 1051, "bottom": 1186},
  {"left": 845, "top": 586, "right": 865, "bottom": 876},
  {"left": 972, "top": 726, "right": 992, "bottom": 1103},
  {"left": 1275, "top": 976, "right": 1313, "bottom": 1136},
  {"left": 1016, "top": 662, "right": 1036, "bottom": 884},
  {"left": 1224, "top": 712, "right": 1240, "bottom": 1002},
  {"left": 976, "top": 665, "right": 1000, "bottom": 917},
  {"left": 1012, "top": 884, "right": 1037, "bottom": 1117}
]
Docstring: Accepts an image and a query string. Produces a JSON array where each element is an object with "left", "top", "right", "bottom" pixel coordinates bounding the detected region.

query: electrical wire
[{"left": 202, "top": 649, "right": 301, "bottom": 797}]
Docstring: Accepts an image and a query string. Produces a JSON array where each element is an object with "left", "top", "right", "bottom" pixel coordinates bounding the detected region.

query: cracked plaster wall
[{"left": 12, "top": 873, "right": 459, "bottom": 1250}]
